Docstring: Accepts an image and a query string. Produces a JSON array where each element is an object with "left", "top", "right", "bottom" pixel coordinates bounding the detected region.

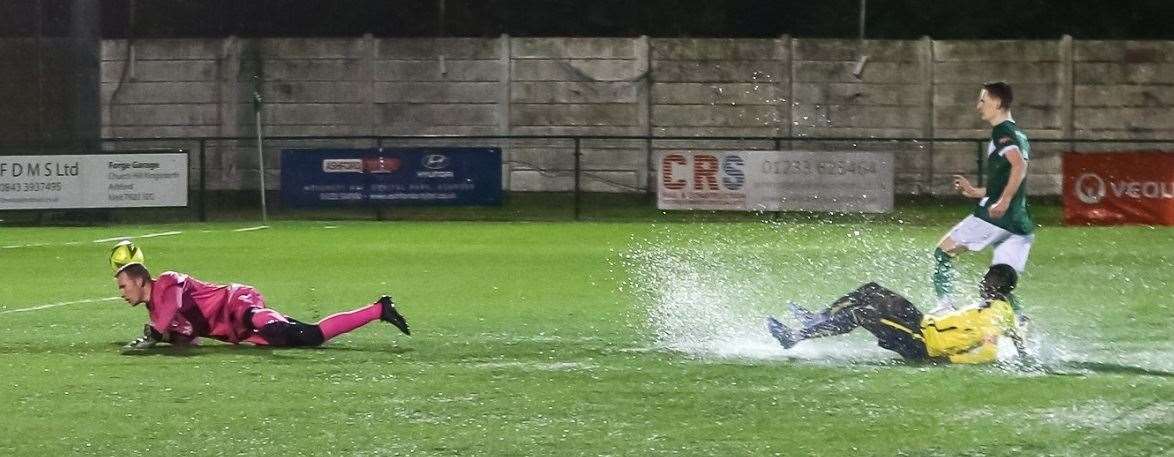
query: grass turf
[{"left": 1, "top": 202, "right": 1171, "bottom": 456}]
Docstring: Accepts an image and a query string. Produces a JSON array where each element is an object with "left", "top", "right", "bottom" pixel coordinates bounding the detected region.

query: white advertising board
[
  {"left": 657, "top": 150, "right": 894, "bottom": 213},
  {"left": 0, "top": 152, "right": 188, "bottom": 210}
]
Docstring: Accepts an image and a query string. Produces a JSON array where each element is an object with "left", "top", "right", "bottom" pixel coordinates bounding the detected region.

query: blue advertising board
[{"left": 280, "top": 148, "right": 502, "bottom": 207}]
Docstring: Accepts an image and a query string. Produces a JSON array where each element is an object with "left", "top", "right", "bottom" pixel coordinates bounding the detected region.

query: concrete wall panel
[
  {"left": 104, "top": 39, "right": 222, "bottom": 60},
  {"left": 1075, "top": 85, "right": 1174, "bottom": 107},
  {"left": 266, "top": 59, "right": 366, "bottom": 81},
  {"left": 580, "top": 147, "right": 644, "bottom": 169},
  {"left": 100, "top": 82, "right": 218, "bottom": 104},
  {"left": 652, "top": 60, "right": 782, "bottom": 83},
  {"left": 794, "top": 83, "right": 924, "bottom": 106},
  {"left": 375, "top": 82, "right": 499, "bottom": 103},
  {"left": 653, "top": 83, "right": 784, "bottom": 105},
  {"left": 377, "top": 38, "right": 502, "bottom": 59},
  {"left": 376, "top": 104, "right": 497, "bottom": 126},
  {"left": 654, "top": 105, "right": 783, "bottom": 127},
  {"left": 794, "top": 39, "right": 920, "bottom": 61},
  {"left": 933, "top": 62, "right": 1062, "bottom": 84},
  {"left": 373, "top": 60, "right": 503, "bottom": 82},
  {"left": 100, "top": 60, "right": 217, "bottom": 82},
  {"left": 259, "top": 38, "right": 368, "bottom": 59},
  {"left": 264, "top": 81, "right": 368, "bottom": 103},
  {"left": 512, "top": 104, "right": 639, "bottom": 127},
  {"left": 93, "top": 36, "right": 1174, "bottom": 196},
  {"left": 513, "top": 60, "right": 643, "bottom": 82},
  {"left": 652, "top": 38, "right": 784, "bottom": 60},
  {"left": 265, "top": 103, "right": 367, "bottom": 125},
  {"left": 795, "top": 61, "right": 918, "bottom": 83},
  {"left": 109, "top": 104, "right": 219, "bottom": 126},
  {"left": 513, "top": 81, "right": 639, "bottom": 104},
  {"left": 512, "top": 38, "right": 637, "bottom": 59},
  {"left": 934, "top": 41, "right": 1061, "bottom": 62}
]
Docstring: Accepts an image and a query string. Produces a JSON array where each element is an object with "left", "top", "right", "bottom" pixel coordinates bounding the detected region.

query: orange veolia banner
[{"left": 1063, "top": 152, "right": 1174, "bottom": 225}]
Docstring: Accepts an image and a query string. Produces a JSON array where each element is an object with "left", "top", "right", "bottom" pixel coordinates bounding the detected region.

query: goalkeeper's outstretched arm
[
  {"left": 121, "top": 324, "right": 197, "bottom": 353},
  {"left": 121, "top": 324, "right": 163, "bottom": 353}
]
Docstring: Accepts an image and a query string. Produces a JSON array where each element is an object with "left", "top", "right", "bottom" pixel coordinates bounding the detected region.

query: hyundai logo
[
  {"left": 422, "top": 154, "right": 451, "bottom": 170},
  {"left": 1075, "top": 173, "right": 1106, "bottom": 204}
]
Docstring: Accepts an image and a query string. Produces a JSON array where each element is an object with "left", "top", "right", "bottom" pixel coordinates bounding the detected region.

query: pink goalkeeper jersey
[{"left": 147, "top": 271, "right": 267, "bottom": 343}]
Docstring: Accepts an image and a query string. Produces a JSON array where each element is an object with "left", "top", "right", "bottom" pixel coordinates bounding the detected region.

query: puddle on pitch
[
  {"left": 618, "top": 221, "right": 1172, "bottom": 373},
  {"left": 620, "top": 221, "right": 931, "bottom": 362}
]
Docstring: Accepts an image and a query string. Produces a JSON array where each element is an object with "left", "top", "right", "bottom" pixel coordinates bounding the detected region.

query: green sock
[{"left": 932, "top": 248, "right": 954, "bottom": 299}]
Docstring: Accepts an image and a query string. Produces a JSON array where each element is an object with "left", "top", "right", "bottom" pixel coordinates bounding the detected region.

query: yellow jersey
[{"left": 919, "top": 299, "right": 1018, "bottom": 364}]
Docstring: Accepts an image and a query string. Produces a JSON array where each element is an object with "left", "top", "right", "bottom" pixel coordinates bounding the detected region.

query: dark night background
[{"left": 1, "top": 0, "right": 1172, "bottom": 39}]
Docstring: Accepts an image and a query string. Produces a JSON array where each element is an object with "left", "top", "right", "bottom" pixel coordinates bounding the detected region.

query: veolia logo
[
  {"left": 1075, "top": 173, "right": 1106, "bottom": 204},
  {"left": 1075, "top": 172, "right": 1174, "bottom": 203}
]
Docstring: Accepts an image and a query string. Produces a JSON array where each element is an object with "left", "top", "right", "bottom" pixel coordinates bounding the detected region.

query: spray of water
[
  {"left": 620, "top": 219, "right": 1172, "bottom": 375},
  {"left": 621, "top": 221, "right": 933, "bottom": 362}
]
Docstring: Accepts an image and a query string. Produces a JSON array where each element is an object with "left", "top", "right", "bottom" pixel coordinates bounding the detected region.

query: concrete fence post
[
  {"left": 786, "top": 35, "right": 796, "bottom": 148},
  {"left": 497, "top": 33, "right": 511, "bottom": 135},
  {"left": 364, "top": 33, "right": 376, "bottom": 137},
  {"left": 780, "top": 34, "right": 792, "bottom": 144},
  {"left": 217, "top": 36, "right": 241, "bottom": 139},
  {"left": 920, "top": 35, "right": 935, "bottom": 193},
  {"left": 498, "top": 34, "right": 512, "bottom": 191},
  {"left": 636, "top": 35, "right": 651, "bottom": 191},
  {"left": 215, "top": 35, "right": 243, "bottom": 193},
  {"left": 1060, "top": 34, "right": 1075, "bottom": 144}
]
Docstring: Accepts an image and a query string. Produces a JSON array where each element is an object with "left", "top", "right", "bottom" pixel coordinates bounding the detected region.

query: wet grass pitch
[{"left": 2, "top": 205, "right": 1171, "bottom": 455}]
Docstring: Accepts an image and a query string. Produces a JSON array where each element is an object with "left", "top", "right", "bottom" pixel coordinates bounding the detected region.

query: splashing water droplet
[{"left": 620, "top": 224, "right": 936, "bottom": 362}]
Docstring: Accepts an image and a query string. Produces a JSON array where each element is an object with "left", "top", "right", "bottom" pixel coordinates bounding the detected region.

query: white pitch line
[
  {"left": 92, "top": 230, "right": 183, "bottom": 243},
  {"left": 6, "top": 225, "right": 257, "bottom": 252},
  {"left": 3, "top": 242, "right": 49, "bottom": 249},
  {"left": 9, "top": 225, "right": 252, "bottom": 251},
  {"left": 0, "top": 296, "right": 122, "bottom": 315},
  {"left": 93, "top": 235, "right": 134, "bottom": 243},
  {"left": 139, "top": 230, "right": 183, "bottom": 238}
]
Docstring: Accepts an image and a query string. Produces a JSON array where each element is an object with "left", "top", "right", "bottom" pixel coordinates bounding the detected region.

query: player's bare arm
[{"left": 952, "top": 175, "right": 985, "bottom": 198}]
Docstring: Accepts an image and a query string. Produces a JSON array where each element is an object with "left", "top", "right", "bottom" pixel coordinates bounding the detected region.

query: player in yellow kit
[{"left": 767, "top": 264, "right": 1022, "bottom": 364}]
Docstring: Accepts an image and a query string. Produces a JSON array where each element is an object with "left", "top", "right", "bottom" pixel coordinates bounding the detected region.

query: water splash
[
  {"left": 618, "top": 221, "right": 1172, "bottom": 376},
  {"left": 621, "top": 222, "right": 934, "bottom": 361}
]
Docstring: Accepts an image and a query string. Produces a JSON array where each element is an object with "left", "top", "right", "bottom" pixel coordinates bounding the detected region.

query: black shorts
[
  {"left": 849, "top": 283, "right": 930, "bottom": 360},
  {"left": 243, "top": 308, "right": 324, "bottom": 347}
]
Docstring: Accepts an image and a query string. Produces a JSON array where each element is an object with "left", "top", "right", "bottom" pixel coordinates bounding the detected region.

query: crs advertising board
[
  {"left": 657, "top": 150, "right": 894, "bottom": 213},
  {"left": 281, "top": 148, "right": 502, "bottom": 207},
  {"left": 0, "top": 152, "right": 188, "bottom": 210},
  {"left": 1063, "top": 151, "right": 1174, "bottom": 225}
]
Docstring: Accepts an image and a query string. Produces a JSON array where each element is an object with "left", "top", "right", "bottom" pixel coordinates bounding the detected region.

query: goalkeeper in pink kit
[{"left": 115, "top": 259, "right": 410, "bottom": 353}]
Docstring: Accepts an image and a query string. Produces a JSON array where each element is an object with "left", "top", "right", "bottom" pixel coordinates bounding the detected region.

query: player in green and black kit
[{"left": 932, "top": 82, "right": 1035, "bottom": 315}]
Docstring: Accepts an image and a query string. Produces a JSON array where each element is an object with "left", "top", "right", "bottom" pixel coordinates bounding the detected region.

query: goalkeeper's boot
[
  {"left": 377, "top": 295, "right": 411, "bottom": 335},
  {"left": 766, "top": 316, "right": 799, "bottom": 349}
]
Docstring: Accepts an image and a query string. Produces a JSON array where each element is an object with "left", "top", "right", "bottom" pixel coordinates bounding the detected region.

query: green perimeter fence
[{"left": 2, "top": 135, "right": 1173, "bottom": 224}]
